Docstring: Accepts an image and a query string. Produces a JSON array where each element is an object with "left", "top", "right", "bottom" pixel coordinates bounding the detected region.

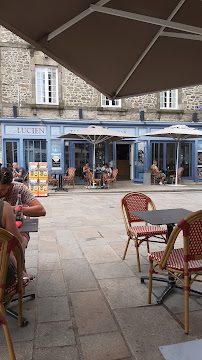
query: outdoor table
[
  {"left": 131, "top": 208, "right": 194, "bottom": 303},
  {"left": 19, "top": 218, "right": 38, "bottom": 232},
  {"left": 53, "top": 173, "right": 68, "bottom": 192}
]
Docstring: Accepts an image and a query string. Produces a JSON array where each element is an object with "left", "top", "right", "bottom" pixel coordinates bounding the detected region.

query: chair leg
[
  {"left": 18, "top": 292, "right": 22, "bottom": 327},
  {"left": 108, "top": 181, "right": 110, "bottom": 190},
  {"left": 122, "top": 236, "right": 130, "bottom": 260},
  {"left": 184, "top": 275, "right": 190, "bottom": 334},
  {"left": 148, "top": 260, "right": 153, "bottom": 304},
  {"left": 73, "top": 180, "right": 75, "bottom": 188},
  {"left": 0, "top": 306, "right": 16, "bottom": 360},
  {"left": 135, "top": 239, "right": 141, "bottom": 272},
  {"left": 146, "top": 239, "right": 149, "bottom": 253}
]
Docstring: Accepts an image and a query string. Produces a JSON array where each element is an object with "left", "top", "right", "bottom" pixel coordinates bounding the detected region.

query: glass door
[
  {"left": 74, "top": 142, "right": 90, "bottom": 182},
  {"left": 134, "top": 142, "right": 147, "bottom": 181},
  {"left": 151, "top": 142, "right": 164, "bottom": 171},
  {"left": 180, "top": 142, "right": 192, "bottom": 177},
  {"left": 4, "top": 140, "right": 19, "bottom": 169}
]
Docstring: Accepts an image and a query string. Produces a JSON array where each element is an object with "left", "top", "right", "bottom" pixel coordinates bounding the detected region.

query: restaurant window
[
  {"left": 101, "top": 94, "right": 121, "bottom": 107},
  {"left": 5, "top": 141, "right": 18, "bottom": 169},
  {"left": 24, "top": 140, "right": 47, "bottom": 170},
  {"left": 35, "top": 66, "right": 58, "bottom": 105},
  {"left": 160, "top": 89, "right": 178, "bottom": 109}
]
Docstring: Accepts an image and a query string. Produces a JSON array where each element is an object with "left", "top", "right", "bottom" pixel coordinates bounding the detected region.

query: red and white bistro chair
[
  {"left": 121, "top": 192, "right": 167, "bottom": 272},
  {"left": 148, "top": 210, "right": 202, "bottom": 333}
]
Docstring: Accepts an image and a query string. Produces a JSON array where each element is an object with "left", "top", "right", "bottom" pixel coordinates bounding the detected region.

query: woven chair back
[
  {"left": 67, "top": 167, "right": 76, "bottom": 179},
  {"left": 177, "top": 167, "right": 184, "bottom": 177},
  {"left": 0, "top": 229, "right": 23, "bottom": 302},
  {"left": 160, "top": 210, "right": 202, "bottom": 268},
  {"left": 112, "top": 169, "right": 118, "bottom": 179},
  {"left": 179, "top": 214, "right": 202, "bottom": 258},
  {"left": 121, "top": 192, "right": 152, "bottom": 225}
]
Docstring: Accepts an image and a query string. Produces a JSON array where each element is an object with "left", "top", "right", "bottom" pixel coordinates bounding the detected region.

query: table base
[
  {"left": 6, "top": 293, "right": 35, "bottom": 326},
  {"left": 141, "top": 276, "right": 202, "bottom": 304},
  {"left": 55, "top": 187, "right": 68, "bottom": 192}
]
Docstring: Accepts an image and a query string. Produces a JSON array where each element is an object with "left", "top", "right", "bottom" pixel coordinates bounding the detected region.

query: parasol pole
[
  {"left": 175, "top": 140, "right": 180, "bottom": 185},
  {"left": 93, "top": 135, "right": 96, "bottom": 177}
]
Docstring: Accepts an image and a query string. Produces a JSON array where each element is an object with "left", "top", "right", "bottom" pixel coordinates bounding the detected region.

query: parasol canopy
[
  {"left": 59, "top": 125, "right": 134, "bottom": 174},
  {"left": 0, "top": 0, "right": 202, "bottom": 99}
]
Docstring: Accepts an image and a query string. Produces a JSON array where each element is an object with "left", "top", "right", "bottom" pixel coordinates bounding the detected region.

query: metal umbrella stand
[{"left": 143, "top": 124, "right": 202, "bottom": 185}]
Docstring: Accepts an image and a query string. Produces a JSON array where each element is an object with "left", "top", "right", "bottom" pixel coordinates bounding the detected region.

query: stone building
[{"left": 1, "top": 26, "right": 202, "bottom": 182}]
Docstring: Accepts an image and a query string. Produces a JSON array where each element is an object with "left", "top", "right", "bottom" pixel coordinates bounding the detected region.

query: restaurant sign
[{"left": 5, "top": 125, "right": 46, "bottom": 136}]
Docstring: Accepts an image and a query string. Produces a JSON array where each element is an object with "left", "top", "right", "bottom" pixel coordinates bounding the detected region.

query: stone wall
[{"left": 0, "top": 26, "right": 202, "bottom": 123}]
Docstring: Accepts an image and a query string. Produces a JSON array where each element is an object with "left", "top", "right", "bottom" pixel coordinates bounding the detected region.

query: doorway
[
  {"left": 116, "top": 144, "right": 130, "bottom": 180},
  {"left": 74, "top": 142, "right": 90, "bottom": 182}
]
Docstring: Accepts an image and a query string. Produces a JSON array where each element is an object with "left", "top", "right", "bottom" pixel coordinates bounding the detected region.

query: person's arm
[
  {"left": 22, "top": 199, "right": 46, "bottom": 217},
  {"left": 2, "top": 201, "right": 28, "bottom": 250}
]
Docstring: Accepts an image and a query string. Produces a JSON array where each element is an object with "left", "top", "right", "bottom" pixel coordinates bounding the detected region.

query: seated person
[
  {"left": 83, "top": 162, "right": 91, "bottom": 180},
  {"left": 0, "top": 198, "right": 33, "bottom": 286},
  {"left": 12, "top": 162, "right": 26, "bottom": 182},
  {"left": 0, "top": 167, "right": 46, "bottom": 217},
  {"left": 151, "top": 160, "right": 166, "bottom": 185},
  {"left": 0, "top": 167, "right": 46, "bottom": 243},
  {"left": 101, "top": 163, "right": 112, "bottom": 186}
]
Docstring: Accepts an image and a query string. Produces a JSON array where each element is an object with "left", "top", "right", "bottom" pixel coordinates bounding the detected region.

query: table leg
[
  {"left": 141, "top": 223, "right": 178, "bottom": 304},
  {"left": 55, "top": 174, "right": 68, "bottom": 192}
]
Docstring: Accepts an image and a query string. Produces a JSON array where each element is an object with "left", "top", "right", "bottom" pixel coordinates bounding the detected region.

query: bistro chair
[
  {"left": 106, "top": 169, "right": 118, "bottom": 189},
  {"left": 0, "top": 229, "right": 25, "bottom": 360},
  {"left": 170, "top": 167, "right": 184, "bottom": 184},
  {"left": 23, "top": 172, "right": 29, "bottom": 187},
  {"left": 62, "top": 167, "right": 76, "bottom": 188},
  {"left": 196, "top": 167, "right": 202, "bottom": 184},
  {"left": 48, "top": 173, "right": 58, "bottom": 189},
  {"left": 148, "top": 210, "right": 202, "bottom": 334},
  {"left": 87, "top": 170, "right": 101, "bottom": 188},
  {"left": 150, "top": 168, "right": 160, "bottom": 185},
  {"left": 121, "top": 192, "right": 167, "bottom": 272}
]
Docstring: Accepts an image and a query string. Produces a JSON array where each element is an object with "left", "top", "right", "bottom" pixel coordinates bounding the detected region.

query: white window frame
[
  {"left": 101, "top": 94, "right": 121, "bottom": 108},
  {"left": 35, "top": 66, "right": 59, "bottom": 105},
  {"left": 160, "top": 89, "right": 178, "bottom": 110}
]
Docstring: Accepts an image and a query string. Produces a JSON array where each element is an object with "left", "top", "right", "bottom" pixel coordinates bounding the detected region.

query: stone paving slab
[
  {"left": 36, "top": 321, "right": 76, "bottom": 348},
  {"left": 99, "top": 277, "right": 156, "bottom": 309},
  {"left": 79, "top": 332, "right": 131, "bottom": 360},
  {"left": 0, "top": 341, "right": 33, "bottom": 360},
  {"left": 71, "top": 290, "right": 118, "bottom": 335},
  {"left": 34, "top": 346, "right": 80, "bottom": 360},
  {"left": 37, "top": 296, "right": 70, "bottom": 323},
  {"left": 114, "top": 307, "right": 195, "bottom": 360},
  {"left": 62, "top": 258, "right": 98, "bottom": 292}
]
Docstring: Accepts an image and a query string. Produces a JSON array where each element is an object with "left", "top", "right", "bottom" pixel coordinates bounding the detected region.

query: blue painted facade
[{"left": 1, "top": 117, "right": 202, "bottom": 182}]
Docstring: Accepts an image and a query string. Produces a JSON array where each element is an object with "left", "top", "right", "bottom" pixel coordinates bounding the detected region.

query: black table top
[
  {"left": 131, "top": 208, "right": 192, "bottom": 226},
  {"left": 19, "top": 218, "right": 38, "bottom": 233}
]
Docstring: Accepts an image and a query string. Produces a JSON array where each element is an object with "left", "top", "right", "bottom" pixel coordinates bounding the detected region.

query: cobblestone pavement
[{"left": 1, "top": 184, "right": 202, "bottom": 360}]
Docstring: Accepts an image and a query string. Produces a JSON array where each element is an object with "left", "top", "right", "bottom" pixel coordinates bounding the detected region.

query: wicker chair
[
  {"left": 121, "top": 192, "right": 167, "bottom": 272},
  {"left": 197, "top": 167, "right": 202, "bottom": 184},
  {"left": 148, "top": 210, "right": 202, "bottom": 334},
  {"left": 106, "top": 169, "right": 118, "bottom": 189},
  {"left": 63, "top": 167, "right": 76, "bottom": 188},
  {"left": 48, "top": 173, "right": 58, "bottom": 189},
  {"left": 150, "top": 168, "right": 160, "bottom": 185},
  {"left": 23, "top": 172, "right": 29, "bottom": 187},
  {"left": 0, "top": 229, "right": 24, "bottom": 360},
  {"left": 170, "top": 167, "right": 184, "bottom": 184}
]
